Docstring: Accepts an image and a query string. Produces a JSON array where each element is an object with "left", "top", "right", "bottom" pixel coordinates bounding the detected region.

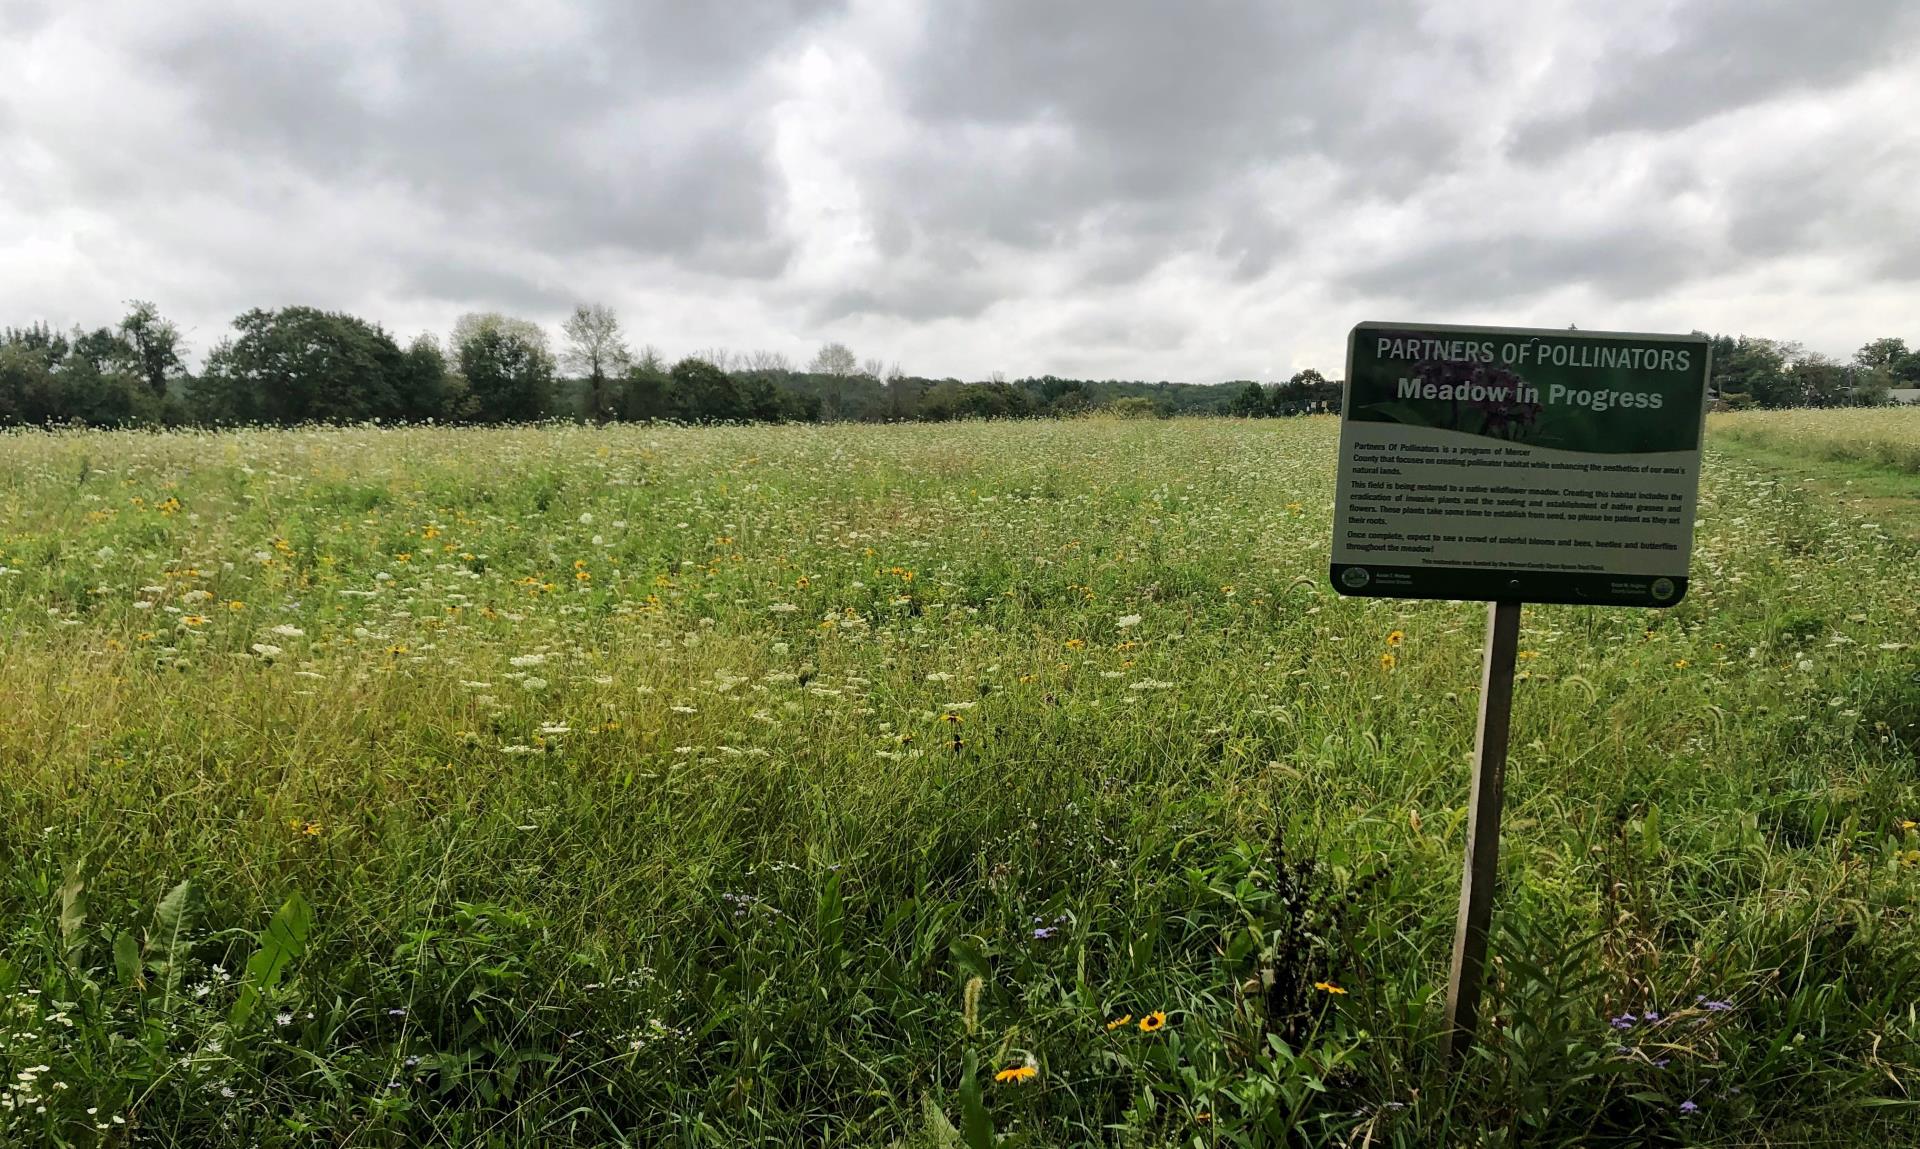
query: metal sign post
[{"left": 1442, "top": 599, "right": 1522, "bottom": 1062}]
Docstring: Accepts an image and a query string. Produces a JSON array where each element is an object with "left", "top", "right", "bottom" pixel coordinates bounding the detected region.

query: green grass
[
  {"left": 1711, "top": 418, "right": 1920, "bottom": 543},
  {"left": 1712, "top": 407, "right": 1920, "bottom": 473},
  {"left": 1, "top": 414, "right": 1918, "bottom": 1147}
]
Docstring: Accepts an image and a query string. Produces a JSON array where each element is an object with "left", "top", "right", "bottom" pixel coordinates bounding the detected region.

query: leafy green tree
[
  {"left": 453, "top": 313, "right": 554, "bottom": 422},
  {"left": 1789, "top": 354, "right": 1850, "bottom": 408},
  {"left": 562, "top": 303, "right": 631, "bottom": 422},
  {"left": 1711, "top": 336, "right": 1797, "bottom": 408},
  {"left": 1229, "top": 380, "right": 1268, "bottom": 416},
  {"left": 670, "top": 357, "right": 744, "bottom": 423},
  {"left": 1856, "top": 337, "right": 1920, "bottom": 386},
  {"left": 0, "top": 328, "right": 64, "bottom": 425},
  {"left": 190, "top": 307, "right": 408, "bottom": 425},
  {"left": 1107, "top": 396, "right": 1168, "bottom": 418},
  {"left": 621, "top": 346, "right": 672, "bottom": 421},
  {"left": 118, "top": 300, "right": 184, "bottom": 398},
  {"left": 396, "top": 334, "right": 450, "bottom": 422},
  {"left": 0, "top": 323, "right": 154, "bottom": 426}
]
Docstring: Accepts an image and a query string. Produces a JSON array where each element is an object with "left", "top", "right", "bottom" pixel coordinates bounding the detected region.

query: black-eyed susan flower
[
  {"left": 1387, "top": 629, "right": 1405, "bottom": 646},
  {"left": 1139, "top": 1011, "right": 1166, "bottom": 1032},
  {"left": 1105, "top": 1014, "right": 1133, "bottom": 1031},
  {"left": 1379, "top": 652, "right": 1396, "bottom": 671},
  {"left": 993, "top": 1066, "right": 1037, "bottom": 1084},
  {"left": 1314, "top": 981, "right": 1348, "bottom": 995}
]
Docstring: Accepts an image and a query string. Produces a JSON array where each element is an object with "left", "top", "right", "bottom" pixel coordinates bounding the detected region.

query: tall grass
[
  {"left": 0, "top": 415, "right": 1916, "bottom": 1146},
  {"left": 1712, "top": 406, "right": 1920, "bottom": 472}
]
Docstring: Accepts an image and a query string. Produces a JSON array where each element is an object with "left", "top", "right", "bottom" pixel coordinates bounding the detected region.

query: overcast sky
[{"left": 3, "top": 0, "right": 1917, "bottom": 381}]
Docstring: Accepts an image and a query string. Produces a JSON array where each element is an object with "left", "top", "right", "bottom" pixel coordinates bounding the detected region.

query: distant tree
[
  {"left": 1789, "top": 353, "right": 1851, "bottom": 408},
  {"left": 919, "top": 379, "right": 1032, "bottom": 421},
  {"left": 561, "top": 304, "right": 631, "bottom": 422},
  {"left": 669, "top": 357, "right": 744, "bottom": 423},
  {"left": 693, "top": 347, "right": 739, "bottom": 373},
  {"left": 621, "top": 346, "right": 672, "bottom": 422},
  {"left": 453, "top": 313, "right": 554, "bottom": 422},
  {"left": 743, "top": 349, "right": 792, "bottom": 374},
  {"left": 1711, "top": 336, "right": 1797, "bottom": 408},
  {"left": 1106, "top": 395, "right": 1167, "bottom": 418},
  {"left": 809, "top": 342, "right": 858, "bottom": 378},
  {"left": 1229, "top": 380, "right": 1268, "bottom": 416},
  {"left": 396, "top": 334, "right": 450, "bottom": 421},
  {"left": 52, "top": 325, "right": 150, "bottom": 425},
  {"left": 1850, "top": 365, "right": 1894, "bottom": 407},
  {"left": 1856, "top": 336, "right": 1920, "bottom": 386},
  {"left": 190, "top": 307, "right": 406, "bottom": 425},
  {"left": 808, "top": 342, "right": 858, "bottom": 420},
  {"left": 118, "top": 301, "right": 184, "bottom": 398},
  {"left": 884, "top": 363, "right": 918, "bottom": 420}
]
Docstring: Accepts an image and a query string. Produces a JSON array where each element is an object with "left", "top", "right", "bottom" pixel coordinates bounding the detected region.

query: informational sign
[{"left": 1330, "top": 321, "right": 1710, "bottom": 606}]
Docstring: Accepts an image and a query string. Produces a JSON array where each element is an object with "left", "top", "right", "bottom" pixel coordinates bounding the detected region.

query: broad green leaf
[
  {"left": 113, "top": 930, "right": 142, "bottom": 989},
  {"left": 57, "top": 855, "right": 88, "bottom": 953},
  {"left": 230, "top": 891, "right": 313, "bottom": 1031},
  {"left": 144, "top": 877, "right": 203, "bottom": 1009},
  {"left": 230, "top": 891, "right": 312, "bottom": 1037},
  {"left": 958, "top": 1049, "right": 992, "bottom": 1149}
]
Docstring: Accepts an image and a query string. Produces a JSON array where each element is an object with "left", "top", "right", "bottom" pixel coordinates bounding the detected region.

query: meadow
[{"left": 1, "top": 410, "right": 1917, "bottom": 1147}]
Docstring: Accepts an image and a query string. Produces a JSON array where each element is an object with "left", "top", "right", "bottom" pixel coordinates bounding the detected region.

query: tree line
[{"left": 2, "top": 301, "right": 1914, "bottom": 429}]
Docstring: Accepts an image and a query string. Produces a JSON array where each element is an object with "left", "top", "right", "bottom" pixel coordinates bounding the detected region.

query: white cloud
[{"left": 1, "top": 0, "right": 1915, "bottom": 379}]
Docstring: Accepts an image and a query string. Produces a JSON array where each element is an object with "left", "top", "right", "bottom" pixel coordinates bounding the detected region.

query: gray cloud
[
  {"left": 1511, "top": 0, "right": 1918, "bottom": 160},
  {"left": 0, "top": 0, "right": 1916, "bottom": 378}
]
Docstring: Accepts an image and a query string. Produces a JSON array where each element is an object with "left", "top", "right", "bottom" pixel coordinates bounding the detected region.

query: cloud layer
[{"left": 3, "top": 0, "right": 1916, "bottom": 379}]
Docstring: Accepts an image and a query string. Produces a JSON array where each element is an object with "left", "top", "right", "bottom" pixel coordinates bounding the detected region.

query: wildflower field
[
  {"left": 1, "top": 411, "right": 1917, "bottom": 1146},
  {"left": 1714, "top": 406, "right": 1920, "bottom": 474}
]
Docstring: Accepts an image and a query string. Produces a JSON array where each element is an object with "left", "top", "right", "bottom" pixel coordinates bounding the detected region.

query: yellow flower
[
  {"left": 1672, "top": 658, "right": 1690, "bottom": 669},
  {"left": 993, "top": 1066, "right": 1037, "bottom": 1084},
  {"left": 1139, "top": 1011, "right": 1167, "bottom": 1033},
  {"left": 575, "top": 571, "right": 592, "bottom": 582},
  {"left": 303, "top": 821, "right": 322, "bottom": 837},
  {"left": 1900, "top": 820, "right": 1917, "bottom": 833},
  {"left": 940, "top": 712, "right": 963, "bottom": 724},
  {"left": 1387, "top": 629, "right": 1405, "bottom": 647},
  {"left": 227, "top": 600, "right": 246, "bottom": 611},
  {"left": 1379, "top": 652, "right": 1396, "bottom": 671},
  {"left": 181, "top": 615, "right": 208, "bottom": 626},
  {"left": 1105, "top": 1014, "right": 1133, "bottom": 1031},
  {"left": 1314, "top": 981, "right": 1348, "bottom": 995}
]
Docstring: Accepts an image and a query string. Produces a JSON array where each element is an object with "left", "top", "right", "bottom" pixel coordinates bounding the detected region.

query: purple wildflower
[
  {"left": 1611, "top": 1013, "right": 1637, "bottom": 1030},
  {"left": 1031, "top": 926, "right": 1058, "bottom": 941},
  {"left": 1679, "top": 1100, "right": 1698, "bottom": 1115}
]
